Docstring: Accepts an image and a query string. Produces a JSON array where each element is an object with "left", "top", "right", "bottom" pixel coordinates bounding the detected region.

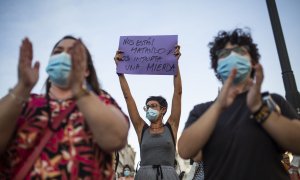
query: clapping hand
[
  {"left": 69, "top": 39, "right": 88, "bottom": 93},
  {"left": 18, "top": 38, "right": 40, "bottom": 90},
  {"left": 246, "top": 63, "right": 264, "bottom": 113}
]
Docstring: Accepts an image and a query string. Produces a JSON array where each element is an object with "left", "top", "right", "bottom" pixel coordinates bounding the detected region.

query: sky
[{"left": 1, "top": 0, "right": 299, "bottom": 167}]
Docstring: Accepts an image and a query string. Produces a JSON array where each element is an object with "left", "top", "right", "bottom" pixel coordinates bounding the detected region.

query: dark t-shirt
[{"left": 184, "top": 92, "right": 299, "bottom": 180}]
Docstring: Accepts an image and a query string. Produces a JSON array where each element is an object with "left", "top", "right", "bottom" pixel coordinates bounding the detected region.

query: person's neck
[
  {"left": 49, "top": 85, "right": 73, "bottom": 102},
  {"left": 150, "top": 120, "right": 164, "bottom": 129}
]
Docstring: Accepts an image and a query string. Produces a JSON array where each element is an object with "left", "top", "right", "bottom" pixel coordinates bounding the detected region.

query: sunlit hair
[
  {"left": 45, "top": 35, "right": 101, "bottom": 95},
  {"left": 208, "top": 28, "right": 261, "bottom": 81},
  {"left": 145, "top": 96, "right": 168, "bottom": 115}
]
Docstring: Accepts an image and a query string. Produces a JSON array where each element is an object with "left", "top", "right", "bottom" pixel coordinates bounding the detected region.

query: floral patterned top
[{"left": 0, "top": 90, "right": 128, "bottom": 180}]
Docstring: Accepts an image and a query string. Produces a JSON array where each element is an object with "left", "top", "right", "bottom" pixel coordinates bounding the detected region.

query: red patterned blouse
[{"left": 0, "top": 90, "right": 128, "bottom": 180}]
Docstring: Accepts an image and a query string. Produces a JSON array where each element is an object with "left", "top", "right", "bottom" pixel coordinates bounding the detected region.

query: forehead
[
  {"left": 224, "top": 42, "right": 238, "bottom": 49},
  {"left": 55, "top": 39, "right": 76, "bottom": 50},
  {"left": 147, "top": 100, "right": 159, "bottom": 105}
]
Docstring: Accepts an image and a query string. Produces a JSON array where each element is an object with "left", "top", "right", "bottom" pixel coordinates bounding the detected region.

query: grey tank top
[{"left": 140, "top": 123, "right": 175, "bottom": 166}]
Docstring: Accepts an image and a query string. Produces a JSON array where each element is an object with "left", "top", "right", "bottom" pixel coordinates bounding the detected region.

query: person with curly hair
[{"left": 178, "top": 28, "right": 300, "bottom": 180}]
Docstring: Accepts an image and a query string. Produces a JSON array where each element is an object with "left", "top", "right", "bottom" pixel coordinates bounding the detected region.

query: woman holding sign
[{"left": 114, "top": 45, "right": 182, "bottom": 180}]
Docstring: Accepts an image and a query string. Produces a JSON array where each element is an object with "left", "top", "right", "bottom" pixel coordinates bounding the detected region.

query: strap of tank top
[
  {"left": 139, "top": 123, "right": 149, "bottom": 147},
  {"left": 165, "top": 122, "right": 176, "bottom": 146}
]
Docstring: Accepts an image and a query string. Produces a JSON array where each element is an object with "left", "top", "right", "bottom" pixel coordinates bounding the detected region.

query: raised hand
[
  {"left": 114, "top": 50, "right": 123, "bottom": 65},
  {"left": 174, "top": 45, "right": 181, "bottom": 60},
  {"left": 69, "top": 39, "right": 88, "bottom": 92},
  {"left": 215, "top": 68, "right": 240, "bottom": 110},
  {"left": 114, "top": 50, "right": 124, "bottom": 76},
  {"left": 247, "top": 63, "right": 264, "bottom": 112},
  {"left": 18, "top": 38, "right": 40, "bottom": 90}
]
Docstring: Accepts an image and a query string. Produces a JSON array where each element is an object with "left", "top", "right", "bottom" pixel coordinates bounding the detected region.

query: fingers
[
  {"left": 253, "top": 63, "right": 264, "bottom": 86},
  {"left": 68, "top": 39, "right": 87, "bottom": 88},
  {"left": 222, "top": 68, "right": 237, "bottom": 91},
  {"left": 32, "top": 61, "right": 40, "bottom": 82},
  {"left": 174, "top": 45, "right": 181, "bottom": 58},
  {"left": 216, "top": 68, "right": 240, "bottom": 109},
  {"left": 33, "top": 61, "right": 40, "bottom": 74},
  {"left": 246, "top": 64, "right": 264, "bottom": 112},
  {"left": 19, "top": 37, "right": 33, "bottom": 68},
  {"left": 114, "top": 50, "right": 124, "bottom": 61},
  {"left": 70, "top": 39, "right": 86, "bottom": 70}
]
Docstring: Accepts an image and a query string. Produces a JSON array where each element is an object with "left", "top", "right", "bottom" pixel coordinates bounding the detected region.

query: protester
[
  {"left": 0, "top": 36, "right": 129, "bottom": 179},
  {"left": 178, "top": 28, "right": 300, "bottom": 180},
  {"left": 114, "top": 45, "right": 182, "bottom": 180},
  {"left": 118, "top": 164, "right": 134, "bottom": 180},
  {"left": 282, "top": 153, "right": 291, "bottom": 172}
]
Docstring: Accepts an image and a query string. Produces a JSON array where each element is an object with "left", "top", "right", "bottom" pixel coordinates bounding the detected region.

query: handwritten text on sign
[{"left": 117, "top": 35, "right": 178, "bottom": 75}]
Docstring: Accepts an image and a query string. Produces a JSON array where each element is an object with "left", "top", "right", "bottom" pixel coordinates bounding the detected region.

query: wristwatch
[{"left": 252, "top": 92, "right": 281, "bottom": 124}]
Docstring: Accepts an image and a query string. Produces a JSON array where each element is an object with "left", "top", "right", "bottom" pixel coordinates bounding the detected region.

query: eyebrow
[
  {"left": 53, "top": 46, "right": 73, "bottom": 52},
  {"left": 147, "top": 103, "right": 158, "bottom": 105},
  {"left": 223, "top": 46, "right": 239, "bottom": 49},
  {"left": 54, "top": 46, "right": 63, "bottom": 50}
]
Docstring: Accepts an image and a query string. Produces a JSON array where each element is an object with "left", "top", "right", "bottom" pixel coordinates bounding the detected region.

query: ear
[{"left": 161, "top": 107, "right": 167, "bottom": 115}]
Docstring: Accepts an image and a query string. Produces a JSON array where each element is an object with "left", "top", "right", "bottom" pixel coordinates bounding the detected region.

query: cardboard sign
[{"left": 117, "top": 35, "right": 178, "bottom": 75}]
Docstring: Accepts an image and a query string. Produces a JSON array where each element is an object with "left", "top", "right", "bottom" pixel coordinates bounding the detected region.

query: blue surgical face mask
[
  {"left": 146, "top": 108, "right": 159, "bottom": 122},
  {"left": 124, "top": 170, "right": 130, "bottom": 177},
  {"left": 46, "top": 52, "right": 71, "bottom": 88},
  {"left": 217, "top": 52, "right": 251, "bottom": 84}
]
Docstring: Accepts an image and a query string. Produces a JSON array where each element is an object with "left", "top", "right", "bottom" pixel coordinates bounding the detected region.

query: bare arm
[
  {"left": 178, "top": 69, "right": 238, "bottom": 159},
  {"left": 262, "top": 113, "right": 300, "bottom": 154},
  {"left": 114, "top": 51, "right": 145, "bottom": 143},
  {"left": 0, "top": 38, "right": 39, "bottom": 154},
  {"left": 70, "top": 41, "right": 128, "bottom": 152},
  {"left": 75, "top": 91, "right": 129, "bottom": 152},
  {"left": 0, "top": 85, "right": 30, "bottom": 154},
  {"left": 246, "top": 64, "right": 300, "bottom": 154},
  {"left": 167, "top": 45, "right": 182, "bottom": 140},
  {"left": 178, "top": 101, "right": 223, "bottom": 159},
  {"left": 193, "top": 151, "right": 203, "bottom": 162}
]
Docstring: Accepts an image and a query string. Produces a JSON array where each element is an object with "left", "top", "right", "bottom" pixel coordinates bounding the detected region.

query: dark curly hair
[
  {"left": 145, "top": 96, "right": 168, "bottom": 115},
  {"left": 208, "top": 28, "right": 261, "bottom": 80}
]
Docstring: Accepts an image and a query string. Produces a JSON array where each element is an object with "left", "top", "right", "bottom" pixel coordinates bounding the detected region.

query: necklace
[{"left": 49, "top": 91, "right": 72, "bottom": 104}]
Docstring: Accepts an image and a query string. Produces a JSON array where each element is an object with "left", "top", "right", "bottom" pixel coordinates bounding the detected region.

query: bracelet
[
  {"left": 252, "top": 102, "right": 264, "bottom": 116},
  {"left": 252, "top": 102, "right": 271, "bottom": 124},
  {"left": 8, "top": 88, "right": 28, "bottom": 104},
  {"left": 74, "top": 88, "right": 90, "bottom": 101},
  {"left": 251, "top": 92, "right": 281, "bottom": 125}
]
